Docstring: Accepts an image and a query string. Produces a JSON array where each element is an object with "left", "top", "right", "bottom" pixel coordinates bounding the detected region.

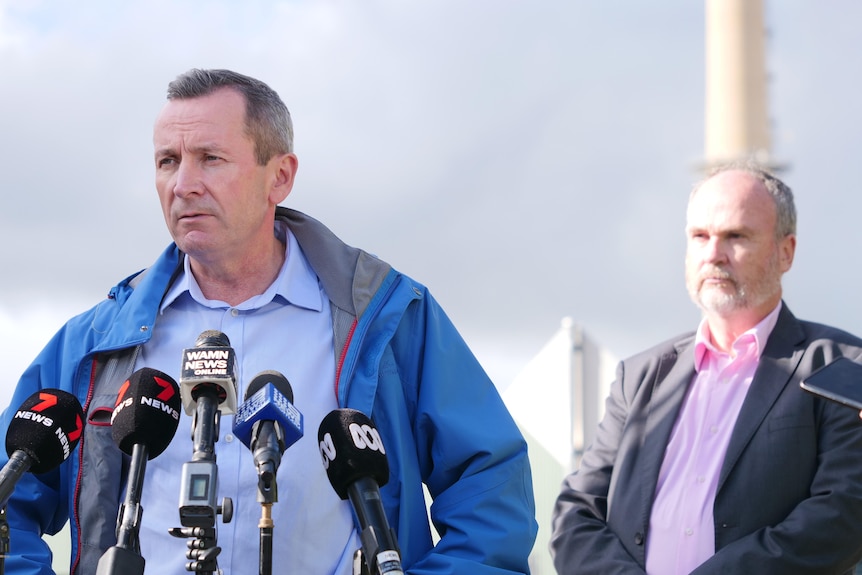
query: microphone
[
  {"left": 233, "top": 371, "right": 303, "bottom": 575},
  {"left": 111, "top": 367, "right": 182, "bottom": 458},
  {"left": 233, "top": 370, "right": 304, "bottom": 495},
  {"left": 0, "top": 389, "right": 84, "bottom": 508},
  {"left": 177, "top": 330, "right": 237, "bottom": 524},
  {"left": 318, "top": 409, "right": 403, "bottom": 575},
  {"left": 179, "top": 329, "right": 238, "bottom": 416},
  {"left": 170, "top": 330, "right": 236, "bottom": 573},
  {"left": 96, "top": 368, "right": 181, "bottom": 575}
]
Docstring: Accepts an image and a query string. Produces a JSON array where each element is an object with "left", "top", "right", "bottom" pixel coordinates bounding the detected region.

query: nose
[
  {"left": 172, "top": 160, "right": 203, "bottom": 198},
  {"left": 702, "top": 236, "right": 728, "bottom": 264}
]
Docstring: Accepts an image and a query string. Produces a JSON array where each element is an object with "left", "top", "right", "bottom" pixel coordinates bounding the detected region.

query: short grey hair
[
  {"left": 166, "top": 68, "right": 294, "bottom": 164},
  {"left": 692, "top": 161, "right": 796, "bottom": 239}
]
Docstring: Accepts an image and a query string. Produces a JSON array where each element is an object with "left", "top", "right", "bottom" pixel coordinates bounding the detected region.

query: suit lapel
[{"left": 717, "top": 304, "right": 806, "bottom": 491}]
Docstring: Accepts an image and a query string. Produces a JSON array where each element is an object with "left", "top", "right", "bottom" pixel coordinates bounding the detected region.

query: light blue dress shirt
[{"left": 134, "top": 222, "right": 361, "bottom": 574}]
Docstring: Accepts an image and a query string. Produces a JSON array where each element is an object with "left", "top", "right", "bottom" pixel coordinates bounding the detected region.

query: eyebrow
[
  {"left": 686, "top": 224, "right": 754, "bottom": 236},
  {"left": 154, "top": 146, "right": 174, "bottom": 159},
  {"left": 154, "top": 142, "right": 228, "bottom": 158}
]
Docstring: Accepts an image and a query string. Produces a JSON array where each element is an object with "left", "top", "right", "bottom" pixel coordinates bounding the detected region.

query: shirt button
[
  {"left": 225, "top": 434, "right": 234, "bottom": 442},
  {"left": 685, "top": 528, "right": 693, "bottom": 536},
  {"left": 231, "top": 308, "right": 239, "bottom": 317}
]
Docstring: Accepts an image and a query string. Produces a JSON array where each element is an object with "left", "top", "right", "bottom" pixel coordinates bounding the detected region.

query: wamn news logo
[{"left": 184, "top": 349, "right": 231, "bottom": 376}]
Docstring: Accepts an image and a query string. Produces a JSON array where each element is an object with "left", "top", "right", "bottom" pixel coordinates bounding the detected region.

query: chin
[
  {"left": 696, "top": 290, "right": 744, "bottom": 315},
  {"left": 175, "top": 230, "right": 216, "bottom": 251}
]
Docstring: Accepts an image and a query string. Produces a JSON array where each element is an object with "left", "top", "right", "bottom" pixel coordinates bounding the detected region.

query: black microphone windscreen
[
  {"left": 244, "top": 370, "right": 294, "bottom": 403},
  {"left": 318, "top": 409, "right": 389, "bottom": 500},
  {"left": 6, "top": 389, "right": 84, "bottom": 474},
  {"left": 196, "top": 329, "right": 230, "bottom": 347},
  {"left": 111, "top": 368, "right": 181, "bottom": 459}
]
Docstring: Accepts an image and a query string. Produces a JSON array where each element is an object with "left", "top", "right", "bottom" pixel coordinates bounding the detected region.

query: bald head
[{"left": 690, "top": 164, "right": 796, "bottom": 241}]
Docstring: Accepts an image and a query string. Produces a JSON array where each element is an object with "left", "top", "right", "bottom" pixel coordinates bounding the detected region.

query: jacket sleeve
[
  {"left": 394, "top": 292, "right": 538, "bottom": 574},
  {"left": 0, "top": 332, "right": 75, "bottom": 575},
  {"left": 549, "top": 359, "right": 646, "bottom": 575}
]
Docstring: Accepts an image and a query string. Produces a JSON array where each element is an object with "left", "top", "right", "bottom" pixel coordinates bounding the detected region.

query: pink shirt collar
[{"left": 694, "top": 302, "right": 783, "bottom": 372}]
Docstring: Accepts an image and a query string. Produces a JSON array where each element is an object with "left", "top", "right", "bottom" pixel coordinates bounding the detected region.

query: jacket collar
[{"left": 276, "top": 206, "right": 391, "bottom": 319}]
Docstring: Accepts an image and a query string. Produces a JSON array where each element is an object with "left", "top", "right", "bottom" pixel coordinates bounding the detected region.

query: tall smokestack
[{"left": 703, "top": 0, "right": 783, "bottom": 171}]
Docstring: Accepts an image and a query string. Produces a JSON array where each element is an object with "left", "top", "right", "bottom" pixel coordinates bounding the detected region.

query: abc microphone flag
[
  {"left": 0, "top": 389, "right": 84, "bottom": 508},
  {"left": 318, "top": 409, "right": 403, "bottom": 575},
  {"left": 318, "top": 409, "right": 389, "bottom": 499}
]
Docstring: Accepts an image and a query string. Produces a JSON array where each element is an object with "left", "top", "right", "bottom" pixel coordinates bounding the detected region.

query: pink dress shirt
[{"left": 645, "top": 303, "right": 782, "bottom": 574}]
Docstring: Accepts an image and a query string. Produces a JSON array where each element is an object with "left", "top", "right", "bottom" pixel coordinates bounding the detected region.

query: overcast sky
[{"left": 2, "top": 1, "right": 861, "bottom": 409}]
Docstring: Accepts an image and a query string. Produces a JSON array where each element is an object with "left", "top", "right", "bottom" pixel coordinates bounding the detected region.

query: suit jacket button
[{"left": 634, "top": 532, "right": 644, "bottom": 546}]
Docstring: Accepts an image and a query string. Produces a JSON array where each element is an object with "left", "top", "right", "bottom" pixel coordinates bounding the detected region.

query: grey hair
[
  {"left": 692, "top": 161, "right": 796, "bottom": 239},
  {"left": 166, "top": 68, "right": 294, "bottom": 164}
]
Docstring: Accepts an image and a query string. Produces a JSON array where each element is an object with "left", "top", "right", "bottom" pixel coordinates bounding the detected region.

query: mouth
[
  {"left": 699, "top": 265, "right": 732, "bottom": 283},
  {"left": 177, "top": 211, "right": 211, "bottom": 222},
  {"left": 701, "top": 275, "right": 735, "bottom": 290}
]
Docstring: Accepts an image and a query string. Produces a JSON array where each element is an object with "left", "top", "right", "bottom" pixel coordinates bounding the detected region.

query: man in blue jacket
[{"left": 0, "top": 68, "right": 537, "bottom": 575}]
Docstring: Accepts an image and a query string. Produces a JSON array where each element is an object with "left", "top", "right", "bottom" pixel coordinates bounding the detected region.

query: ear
[
  {"left": 778, "top": 233, "right": 796, "bottom": 272},
  {"left": 269, "top": 153, "right": 299, "bottom": 205}
]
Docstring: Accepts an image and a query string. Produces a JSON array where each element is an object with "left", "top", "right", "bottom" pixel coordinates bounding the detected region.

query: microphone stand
[
  {"left": 95, "top": 443, "right": 148, "bottom": 575},
  {"left": 258, "top": 496, "right": 273, "bottom": 575},
  {"left": 0, "top": 453, "right": 29, "bottom": 575},
  {"left": 0, "top": 506, "right": 9, "bottom": 575},
  {"left": 253, "top": 424, "right": 282, "bottom": 575},
  {"left": 170, "top": 386, "right": 232, "bottom": 575}
]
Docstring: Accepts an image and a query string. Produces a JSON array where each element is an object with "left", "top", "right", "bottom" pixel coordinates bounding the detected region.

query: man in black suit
[{"left": 551, "top": 164, "right": 862, "bottom": 574}]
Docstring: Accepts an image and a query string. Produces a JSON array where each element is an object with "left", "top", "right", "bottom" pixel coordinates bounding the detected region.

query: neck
[
  {"left": 705, "top": 299, "right": 780, "bottom": 352},
  {"left": 189, "top": 237, "right": 286, "bottom": 306},
  {"left": 706, "top": 318, "right": 754, "bottom": 353}
]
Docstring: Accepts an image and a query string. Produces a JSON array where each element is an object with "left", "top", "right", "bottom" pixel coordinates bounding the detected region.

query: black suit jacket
[{"left": 551, "top": 304, "right": 862, "bottom": 574}]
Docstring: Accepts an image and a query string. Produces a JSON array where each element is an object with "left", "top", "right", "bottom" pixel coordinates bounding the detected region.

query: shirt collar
[
  {"left": 694, "top": 301, "right": 783, "bottom": 371},
  {"left": 160, "top": 220, "right": 323, "bottom": 314}
]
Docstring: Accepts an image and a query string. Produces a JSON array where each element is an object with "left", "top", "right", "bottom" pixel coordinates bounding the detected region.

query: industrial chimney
[{"left": 703, "top": 0, "right": 783, "bottom": 171}]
